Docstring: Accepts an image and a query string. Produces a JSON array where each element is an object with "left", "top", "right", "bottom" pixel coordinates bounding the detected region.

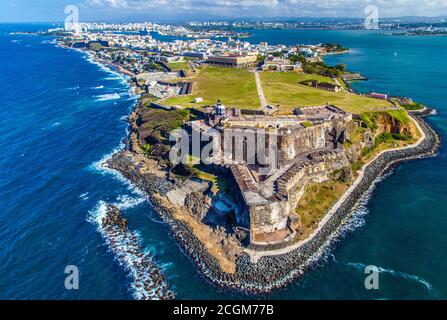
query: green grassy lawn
[
  {"left": 183, "top": 155, "right": 231, "bottom": 194},
  {"left": 162, "top": 67, "right": 394, "bottom": 114},
  {"left": 167, "top": 61, "right": 191, "bottom": 72},
  {"left": 260, "top": 72, "right": 393, "bottom": 114},
  {"left": 163, "top": 66, "right": 260, "bottom": 109},
  {"left": 296, "top": 181, "right": 350, "bottom": 241},
  {"left": 140, "top": 107, "right": 191, "bottom": 146},
  {"left": 194, "top": 170, "right": 231, "bottom": 194}
]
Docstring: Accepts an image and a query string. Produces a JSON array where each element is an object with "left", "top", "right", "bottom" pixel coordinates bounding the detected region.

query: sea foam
[{"left": 95, "top": 93, "right": 121, "bottom": 101}]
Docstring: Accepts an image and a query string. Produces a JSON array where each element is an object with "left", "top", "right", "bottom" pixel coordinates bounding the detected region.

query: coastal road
[{"left": 254, "top": 71, "right": 268, "bottom": 109}]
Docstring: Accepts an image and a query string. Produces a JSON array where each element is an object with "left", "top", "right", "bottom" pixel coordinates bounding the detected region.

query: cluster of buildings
[
  {"left": 262, "top": 56, "right": 303, "bottom": 72},
  {"left": 60, "top": 21, "right": 248, "bottom": 39},
  {"left": 207, "top": 54, "right": 258, "bottom": 68},
  {"left": 92, "top": 48, "right": 153, "bottom": 75},
  {"left": 61, "top": 28, "right": 333, "bottom": 101},
  {"left": 65, "top": 30, "right": 330, "bottom": 79},
  {"left": 136, "top": 72, "right": 192, "bottom": 98},
  {"left": 63, "top": 24, "right": 326, "bottom": 70},
  {"left": 61, "top": 22, "right": 184, "bottom": 35}
]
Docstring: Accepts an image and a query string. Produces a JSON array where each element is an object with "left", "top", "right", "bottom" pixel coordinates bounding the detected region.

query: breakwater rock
[
  {"left": 105, "top": 115, "right": 439, "bottom": 294},
  {"left": 97, "top": 204, "right": 175, "bottom": 300}
]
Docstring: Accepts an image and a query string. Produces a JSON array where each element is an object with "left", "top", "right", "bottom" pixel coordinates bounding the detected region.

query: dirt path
[{"left": 254, "top": 71, "right": 268, "bottom": 108}]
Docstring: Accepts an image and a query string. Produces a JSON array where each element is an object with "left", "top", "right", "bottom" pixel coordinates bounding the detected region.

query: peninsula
[{"left": 57, "top": 23, "right": 439, "bottom": 294}]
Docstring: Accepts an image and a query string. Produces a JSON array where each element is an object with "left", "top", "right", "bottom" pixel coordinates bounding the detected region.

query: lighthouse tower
[{"left": 215, "top": 100, "right": 226, "bottom": 116}]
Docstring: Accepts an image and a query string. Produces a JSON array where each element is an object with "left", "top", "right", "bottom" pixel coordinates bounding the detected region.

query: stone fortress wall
[
  {"left": 276, "top": 150, "right": 350, "bottom": 201},
  {"left": 278, "top": 119, "right": 349, "bottom": 163},
  {"left": 244, "top": 124, "right": 352, "bottom": 245},
  {"left": 189, "top": 103, "right": 354, "bottom": 247}
]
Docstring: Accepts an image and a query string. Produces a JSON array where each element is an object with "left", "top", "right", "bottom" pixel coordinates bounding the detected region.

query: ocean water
[{"left": 0, "top": 24, "right": 446, "bottom": 300}]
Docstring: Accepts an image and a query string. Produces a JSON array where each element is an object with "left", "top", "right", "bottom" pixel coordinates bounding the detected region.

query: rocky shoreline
[{"left": 104, "top": 109, "right": 439, "bottom": 294}]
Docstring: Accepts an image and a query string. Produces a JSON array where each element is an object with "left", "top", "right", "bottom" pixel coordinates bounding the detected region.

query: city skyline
[{"left": 1, "top": 0, "right": 447, "bottom": 22}]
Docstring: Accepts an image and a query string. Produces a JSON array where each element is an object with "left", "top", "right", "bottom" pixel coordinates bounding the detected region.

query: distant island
[
  {"left": 52, "top": 22, "right": 439, "bottom": 295},
  {"left": 382, "top": 28, "right": 447, "bottom": 36}
]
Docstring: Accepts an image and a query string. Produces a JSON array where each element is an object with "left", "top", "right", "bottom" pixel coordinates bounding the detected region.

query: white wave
[
  {"left": 88, "top": 201, "right": 175, "bottom": 300},
  {"left": 104, "top": 76, "right": 122, "bottom": 81},
  {"left": 126, "top": 95, "right": 140, "bottom": 112},
  {"left": 430, "top": 109, "right": 438, "bottom": 115},
  {"left": 79, "top": 192, "right": 89, "bottom": 201},
  {"left": 143, "top": 211, "right": 165, "bottom": 225},
  {"left": 128, "top": 86, "right": 140, "bottom": 98},
  {"left": 115, "top": 194, "right": 146, "bottom": 211},
  {"left": 82, "top": 51, "right": 128, "bottom": 85},
  {"left": 95, "top": 93, "right": 121, "bottom": 101},
  {"left": 337, "top": 169, "right": 395, "bottom": 237},
  {"left": 90, "top": 140, "right": 125, "bottom": 173},
  {"left": 157, "top": 260, "right": 176, "bottom": 275},
  {"left": 89, "top": 139, "right": 148, "bottom": 203},
  {"left": 347, "top": 262, "right": 437, "bottom": 295},
  {"left": 91, "top": 85, "right": 104, "bottom": 90},
  {"left": 65, "top": 45, "right": 134, "bottom": 102},
  {"left": 65, "top": 86, "right": 80, "bottom": 91},
  {"left": 87, "top": 200, "right": 107, "bottom": 225}
]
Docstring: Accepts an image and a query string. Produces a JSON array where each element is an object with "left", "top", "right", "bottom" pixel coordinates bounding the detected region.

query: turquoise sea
[{"left": 0, "top": 24, "right": 446, "bottom": 299}]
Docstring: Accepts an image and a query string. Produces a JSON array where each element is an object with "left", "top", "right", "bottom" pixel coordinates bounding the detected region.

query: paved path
[
  {"left": 245, "top": 115, "right": 427, "bottom": 263},
  {"left": 254, "top": 71, "right": 268, "bottom": 109}
]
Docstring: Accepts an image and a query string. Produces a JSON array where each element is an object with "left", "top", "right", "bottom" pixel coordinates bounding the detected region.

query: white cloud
[{"left": 82, "top": 0, "right": 447, "bottom": 17}]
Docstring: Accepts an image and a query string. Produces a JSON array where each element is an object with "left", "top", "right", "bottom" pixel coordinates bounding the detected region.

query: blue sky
[{"left": 1, "top": 0, "right": 447, "bottom": 22}]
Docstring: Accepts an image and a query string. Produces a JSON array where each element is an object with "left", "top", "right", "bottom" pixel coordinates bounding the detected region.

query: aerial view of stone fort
[
  {"left": 52, "top": 19, "right": 440, "bottom": 297},
  {"left": 1, "top": 0, "right": 446, "bottom": 307}
]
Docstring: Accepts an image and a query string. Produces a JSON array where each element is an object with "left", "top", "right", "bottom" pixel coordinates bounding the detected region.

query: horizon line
[{"left": 1, "top": 14, "right": 447, "bottom": 24}]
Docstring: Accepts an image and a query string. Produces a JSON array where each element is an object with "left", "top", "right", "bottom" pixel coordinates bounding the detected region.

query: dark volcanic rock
[
  {"left": 105, "top": 152, "right": 174, "bottom": 196},
  {"left": 101, "top": 205, "right": 175, "bottom": 300}
]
